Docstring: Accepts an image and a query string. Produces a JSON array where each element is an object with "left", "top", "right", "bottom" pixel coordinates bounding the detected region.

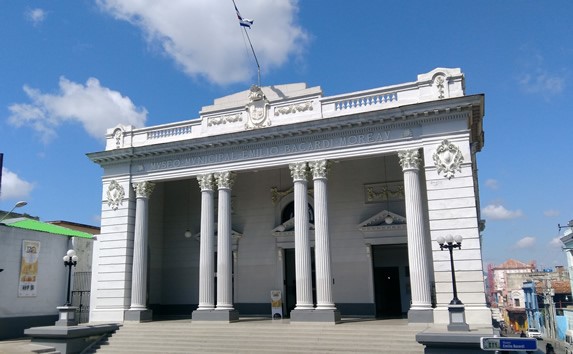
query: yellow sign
[{"left": 19, "top": 240, "right": 40, "bottom": 297}]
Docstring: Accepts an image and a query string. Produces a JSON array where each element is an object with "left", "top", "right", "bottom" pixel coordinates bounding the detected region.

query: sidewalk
[{"left": 0, "top": 338, "right": 55, "bottom": 354}]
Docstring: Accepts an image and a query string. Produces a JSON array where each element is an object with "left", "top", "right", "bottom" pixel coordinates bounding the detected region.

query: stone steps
[{"left": 87, "top": 318, "right": 426, "bottom": 354}]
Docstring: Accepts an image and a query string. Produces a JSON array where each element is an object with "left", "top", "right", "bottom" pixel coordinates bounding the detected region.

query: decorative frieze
[
  {"left": 398, "top": 149, "right": 421, "bottom": 170},
  {"left": 208, "top": 113, "right": 243, "bottom": 126},
  {"left": 365, "top": 182, "right": 404, "bottom": 203},
  {"left": 433, "top": 139, "right": 464, "bottom": 179},
  {"left": 274, "top": 101, "right": 313, "bottom": 116},
  {"left": 132, "top": 181, "right": 155, "bottom": 198},
  {"left": 289, "top": 162, "right": 309, "bottom": 181},
  {"left": 215, "top": 171, "right": 235, "bottom": 189},
  {"left": 270, "top": 186, "right": 314, "bottom": 205},
  {"left": 106, "top": 180, "right": 125, "bottom": 210}
]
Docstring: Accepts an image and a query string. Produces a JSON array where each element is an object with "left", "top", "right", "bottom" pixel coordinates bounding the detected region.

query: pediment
[
  {"left": 358, "top": 210, "right": 406, "bottom": 232},
  {"left": 272, "top": 217, "right": 315, "bottom": 237}
]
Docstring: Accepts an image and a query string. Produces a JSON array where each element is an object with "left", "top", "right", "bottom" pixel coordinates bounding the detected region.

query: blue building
[{"left": 523, "top": 280, "right": 541, "bottom": 330}]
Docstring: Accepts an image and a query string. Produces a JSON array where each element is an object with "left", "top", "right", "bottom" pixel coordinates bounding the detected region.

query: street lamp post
[
  {"left": 56, "top": 249, "right": 79, "bottom": 326},
  {"left": 437, "top": 234, "right": 470, "bottom": 331},
  {"left": 0, "top": 200, "right": 28, "bottom": 223},
  {"left": 63, "top": 249, "right": 78, "bottom": 306}
]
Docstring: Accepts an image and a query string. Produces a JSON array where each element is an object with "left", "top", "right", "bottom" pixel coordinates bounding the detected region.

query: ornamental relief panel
[
  {"left": 106, "top": 180, "right": 125, "bottom": 210},
  {"left": 364, "top": 182, "right": 405, "bottom": 203},
  {"left": 274, "top": 101, "right": 313, "bottom": 116},
  {"left": 433, "top": 139, "right": 464, "bottom": 179},
  {"left": 112, "top": 127, "right": 124, "bottom": 149},
  {"left": 208, "top": 113, "right": 243, "bottom": 126}
]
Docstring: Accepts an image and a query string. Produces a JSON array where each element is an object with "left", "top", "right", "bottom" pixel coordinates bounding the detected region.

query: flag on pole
[{"left": 233, "top": 0, "right": 253, "bottom": 28}]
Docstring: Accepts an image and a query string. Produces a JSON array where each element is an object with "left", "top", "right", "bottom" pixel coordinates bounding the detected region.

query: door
[
  {"left": 284, "top": 248, "right": 316, "bottom": 317},
  {"left": 374, "top": 266, "right": 402, "bottom": 318}
]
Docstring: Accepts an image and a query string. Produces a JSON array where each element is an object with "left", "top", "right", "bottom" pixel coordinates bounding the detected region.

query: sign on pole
[{"left": 480, "top": 337, "right": 537, "bottom": 351}]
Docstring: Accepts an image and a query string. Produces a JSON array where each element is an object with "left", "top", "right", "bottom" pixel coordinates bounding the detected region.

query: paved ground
[{"left": 0, "top": 339, "right": 52, "bottom": 354}]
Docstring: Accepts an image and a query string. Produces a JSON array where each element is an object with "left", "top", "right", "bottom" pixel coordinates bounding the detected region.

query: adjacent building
[
  {"left": 87, "top": 68, "right": 491, "bottom": 326},
  {"left": 0, "top": 217, "right": 95, "bottom": 339}
]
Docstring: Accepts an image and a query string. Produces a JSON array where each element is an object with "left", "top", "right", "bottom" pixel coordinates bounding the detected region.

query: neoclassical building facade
[{"left": 88, "top": 68, "right": 490, "bottom": 326}]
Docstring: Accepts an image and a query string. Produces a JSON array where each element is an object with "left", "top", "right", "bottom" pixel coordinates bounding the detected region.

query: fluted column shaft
[
  {"left": 129, "top": 181, "right": 155, "bottom": 310},
  {"left": 197, "top": 174, "right": 215, "bottom": 310},
  {"left": 398, "top": 149, "right": 432, "bottom": 310},
  {"left": 310, "top": 160, "right": 336, "bottom": 310},
  {"left": 289, "top": 162, "right": 314, "bottom": 310},
  {"left": 215, "top": 171, "right": 235, "bottom": 310}
]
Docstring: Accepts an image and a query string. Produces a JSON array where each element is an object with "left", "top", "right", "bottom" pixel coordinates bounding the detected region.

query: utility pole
[{"left": 544, "top": 277, "right": 556, "bottom": 340}]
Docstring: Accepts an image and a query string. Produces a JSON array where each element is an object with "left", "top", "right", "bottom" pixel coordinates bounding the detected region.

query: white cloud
[
  {"left": 0, "top": 168, "right": 34, "bottom": 200},
  {"left": 26, "top": 8, "right": 47, "bottom": 26},
  {"left": 518, "top": 72, "right": 565, "bottom": 95},
  {"left": 482, "top": 204, "right": 523, "bottom": 220},
  {"left": 544, "top": 209, "right": 560, "bottom": 217},
  {"left": 549, "top": 237, "right": 563, "bottom": 248},
  {"left": 96, "top": 0, "right": 308, "bottom": 85},
  {"left": 515, "top": 236, "right": 535, "bottom": 249},
  {"left": 484, "top": 179, "right": 499, "bottom": 190},
  {"left": 8, "top": 77, "right": 147, "bottom": 142}
]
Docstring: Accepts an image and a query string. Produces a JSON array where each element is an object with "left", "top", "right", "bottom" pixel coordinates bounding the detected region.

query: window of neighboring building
[{"left": 514, "top": 298, "right": 520, "bottom": 307}]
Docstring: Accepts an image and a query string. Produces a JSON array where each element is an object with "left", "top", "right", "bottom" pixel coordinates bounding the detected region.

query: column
[
  {"left": 398, "top": 149, "right": 433, "bottom": 323},
  {"left": 309, "top": 160, "right": 341, "bottom": 322},
  {"left": 126, "top": 181, "right": 154, "bottom": 322},
  {"left": 195, "top": 174, "right": 215, "bottom": 311},
  {"left": 289, "top": 162, "right": 314, "bottom": 314},
  {"left": 214, "top": 171, "right": 239, "bottom": 321}
]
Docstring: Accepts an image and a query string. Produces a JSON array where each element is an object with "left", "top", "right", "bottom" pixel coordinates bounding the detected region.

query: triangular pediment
[
  {"left": 358, "top": 210, "right": 406, "bottom": 231},
  {"left": 272, "top": 217, "right": 315, "bottom": 236}
]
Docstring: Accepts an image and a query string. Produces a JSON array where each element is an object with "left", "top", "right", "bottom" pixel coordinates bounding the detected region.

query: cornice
[{"left": 87, "top": 94, "right": 483, "bottom": 166}]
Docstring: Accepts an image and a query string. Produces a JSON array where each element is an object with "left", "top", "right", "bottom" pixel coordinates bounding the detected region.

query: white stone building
[{"left": 87, "top": 68, "right": 490, "bottom": 326}]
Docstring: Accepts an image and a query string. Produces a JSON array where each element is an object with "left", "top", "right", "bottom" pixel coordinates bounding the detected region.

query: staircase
[{"left": 86, "top": 318, "right": 427, "bottom": 354}]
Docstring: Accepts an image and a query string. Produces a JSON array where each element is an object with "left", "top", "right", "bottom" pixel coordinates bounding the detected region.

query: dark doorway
[
  {"left": 373, "top": 266, "right": 402, "bottom": 318},
  {"left": 284, "top": 248, "right": 316, "bottom": 317}
]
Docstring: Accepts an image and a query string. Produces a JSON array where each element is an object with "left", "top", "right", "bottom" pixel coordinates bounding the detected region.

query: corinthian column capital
[
  {"left": 215, "top": 171, "right": 236, "bottom": 190},
  {"left": 309, "top": 160, "right": 330, "bottom": 179},
  {"left": 197, "top": 173, "right": 215, "bottom": 191},
  {"left": 289, "top": 162, "right": 309, "bottom": 181},
  {"left": 398, "top": 149, "right": 422, "bottom": 171},
  {"left": 132, "top": 181, "right": 155, "bottom": 198}
]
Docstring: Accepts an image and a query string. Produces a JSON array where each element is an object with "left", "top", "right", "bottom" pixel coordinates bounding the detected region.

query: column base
[
  {"left": 447, "top": 304, "right": 470, "bottom": 332},
  {"left": 192, "top": 309, "right": 239, "bottom": 322},
  {"left": 55, "top": 306, "right": 78, "bottom": 327},
  {"left": 408, "top": 308, "right": 434, "bottom": 323},
  {"left": 124, "top": 309, "right": 153, "bottom": 322},
  {"left": 290, "top": 309, "right": 341, "bottom": 323}
]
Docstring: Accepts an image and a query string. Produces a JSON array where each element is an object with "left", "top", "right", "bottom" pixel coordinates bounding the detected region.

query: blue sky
[{"left": 1, "top": 1, "right": 572, "bottom": 269}]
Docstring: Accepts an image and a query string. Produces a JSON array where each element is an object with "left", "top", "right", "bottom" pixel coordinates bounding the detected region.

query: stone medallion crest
[
  {"left": 433, "top": 139, "right": 464, "bottom": 179},
  {"left": 113, "top": 127, "right": 124, "bottom": 149},
  {"left": 245, "top": 85, "right": 271, "bottom": 130},
  {"left": 107, "top": 180, "right": 125, "bottom": 210}
]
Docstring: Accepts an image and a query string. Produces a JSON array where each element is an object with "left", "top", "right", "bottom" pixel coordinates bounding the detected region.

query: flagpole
[
  {"left": 232, "top": 0, "right": 260, "bottom": 86},
  {"left": 242, "top": 27, "right": 260, "bottom": 87}
]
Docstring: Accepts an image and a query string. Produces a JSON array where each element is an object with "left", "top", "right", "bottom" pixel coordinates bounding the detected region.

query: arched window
[{"left": 281, "top": 201, "right": 314, "bottom": 224}]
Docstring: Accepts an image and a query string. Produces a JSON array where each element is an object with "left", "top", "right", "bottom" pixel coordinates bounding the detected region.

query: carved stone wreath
[
  {"left": 433, "top": 139, "right": 464, "bottom": 179},
  {"left": 107, "top": 180, "right": 125, "bottom": 210}
]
